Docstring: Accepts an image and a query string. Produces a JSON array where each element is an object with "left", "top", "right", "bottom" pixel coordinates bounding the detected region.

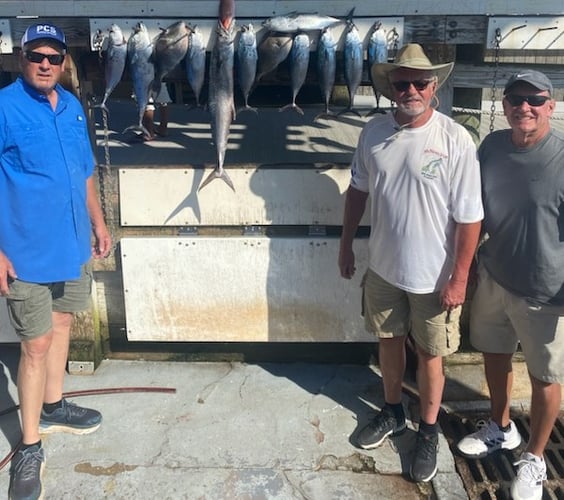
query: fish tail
[
  {"left": 279, "top": 103, "right": 304, "bottom": 115},
  {"left": 198, "top": 168, "right": 236, "bottom": 192},
  {"left": 91, "top": 103, "right": 110, "bottom": 114},
  {"left": 314, "top": 110, "right": 336, "bottom": 122}
]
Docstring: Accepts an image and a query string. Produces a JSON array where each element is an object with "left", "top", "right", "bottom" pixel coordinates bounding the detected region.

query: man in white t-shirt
[{"left": 339, "top": 44, "right": 483, "bottom": 483}]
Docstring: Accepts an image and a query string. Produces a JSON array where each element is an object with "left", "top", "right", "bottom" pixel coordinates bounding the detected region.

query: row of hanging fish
[
  {"left": 93, "top": 12, "right": 394, "bottom": 191},
  {"left": 94, "top": 15, "right": 393, "bottom": 125}
]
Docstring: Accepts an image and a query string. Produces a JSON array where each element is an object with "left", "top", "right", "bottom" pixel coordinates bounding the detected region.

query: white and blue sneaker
[{"left": 456, "top": 419, "right": 521, "bottom": 459}]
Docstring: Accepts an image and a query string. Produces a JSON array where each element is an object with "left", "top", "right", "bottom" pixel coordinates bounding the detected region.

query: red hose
[{"left": 0, "top": 386, "right": 176, "bottom": 471}]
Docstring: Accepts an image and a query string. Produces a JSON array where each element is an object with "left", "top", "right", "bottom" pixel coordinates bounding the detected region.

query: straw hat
[{"left": 371, "top": 43, "right": 454, "bottom": 100}]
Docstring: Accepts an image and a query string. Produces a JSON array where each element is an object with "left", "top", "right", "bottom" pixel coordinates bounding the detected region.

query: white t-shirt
[{"left": 351, "top": 111, "right": 483, "bottom": 293}]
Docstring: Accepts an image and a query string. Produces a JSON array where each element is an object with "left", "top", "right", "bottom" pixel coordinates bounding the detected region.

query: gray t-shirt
[{"left": 479, "top": 128, "right": 564, "bottom": 305}]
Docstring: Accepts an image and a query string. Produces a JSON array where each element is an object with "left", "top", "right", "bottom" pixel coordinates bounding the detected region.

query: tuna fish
[
  {"left": 199, "top": 18, "right": 237, "bottom": 192},
  {"left": 151, "top": 21, "right": 190, "bottom": 96},
  {"left": 185, "top": 25, "right": 206, "bottom": 107},
  {"left": 340, "top": 21, "right": 363, "bottom": 117},
  {"left": 262, "top": 12, "right": 341, "bottom": 33},
  {"left": 315, "top": 27, "right": 337, "bottom": 120},
  {"left": 367, "top": 21, "right": 388, "bottom": 115},
  {"left": 256, "top": 34, "right": 293, "bottom": 81},
  {"left": 236, "top": 23, "right": 258, "bottom": 112},
  {"left": 94, "top": 24, "right": 127, "bottom": 112},
  {"left": 280, "top": 32, "right": 310, "bottom": 115},
  {"left": 124, "top": 22, "right": 154, "bottom": 137}
]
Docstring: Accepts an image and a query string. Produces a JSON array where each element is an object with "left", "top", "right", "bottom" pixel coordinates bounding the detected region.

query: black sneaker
[
  {"left": 410, "top": 431, "right": 439, "bottom": 482},
  {"left": 39, "top": 399, "right": 102, "bottom": 435},
  {"left": 357, "top": 407, "right": 406, "bottom": 449},
  {"left": 9, "top": 444, "right": 45, "bottom": 500}
]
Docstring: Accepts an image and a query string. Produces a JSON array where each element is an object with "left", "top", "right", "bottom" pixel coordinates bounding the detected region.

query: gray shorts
[
  {"left": 6, "top": 264, "right": 92, "bottom": 340},
  {"left": 470, "top": 264, "right": 564, "bottom": 383},
  {"left": 362, "top": 268, "right": 461, "bottom": 356}
]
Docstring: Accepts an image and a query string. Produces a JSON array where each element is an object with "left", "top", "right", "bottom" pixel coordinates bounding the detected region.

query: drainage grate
[{"left": 439, "top": 411, "right": 564, "bottom": 499}]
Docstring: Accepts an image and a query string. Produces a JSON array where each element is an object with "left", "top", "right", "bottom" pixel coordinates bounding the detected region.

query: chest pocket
[{"left": 7, "top": 122, "right": 51, "bottom": 173}]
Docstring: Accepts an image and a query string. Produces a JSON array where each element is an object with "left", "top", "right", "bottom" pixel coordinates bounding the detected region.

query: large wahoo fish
[{"left": 199, "top": 17, "right": 236, "bottom": 191}]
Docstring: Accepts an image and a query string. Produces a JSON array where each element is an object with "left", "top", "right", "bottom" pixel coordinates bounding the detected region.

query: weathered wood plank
[
  {"left": 453, "top": 62, "right": 564, "bottom": 90},
  {"left": 0, "top": 1, "right": 561, "bottom": 18}
]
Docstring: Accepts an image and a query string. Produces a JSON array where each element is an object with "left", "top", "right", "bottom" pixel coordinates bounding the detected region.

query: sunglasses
[
  {"left": 24, "top": 50, "right": 65, "bottom": 65},
  {"left": 391, "top": 80, "right": 434, "bottom": 92},
  {"left": 504, "top": 94, "right": 550, "bottom": 107}
]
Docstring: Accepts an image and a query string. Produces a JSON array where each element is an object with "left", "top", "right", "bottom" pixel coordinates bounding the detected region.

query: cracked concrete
[{"left": 0, "top": 346, "right": 466, "bottom": 499}]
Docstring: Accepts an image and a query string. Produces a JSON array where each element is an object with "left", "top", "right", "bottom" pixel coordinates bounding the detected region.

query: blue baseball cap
[{"left": 21, "top": 23, "right": 67, "bottom": 50}]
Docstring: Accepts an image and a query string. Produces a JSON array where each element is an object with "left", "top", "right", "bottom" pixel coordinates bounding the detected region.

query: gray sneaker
[
  {"left": 39, "top": 399, "right": 102, "bottom": 435},
  {"left": 410, "top": 431, "right": 439, "bottom": 482},
  {"left": 9, "top": 444, "right": 45, "bottom": 500},
  {"left": 357, "top": 407, "right": 406, "bottom": 449}
]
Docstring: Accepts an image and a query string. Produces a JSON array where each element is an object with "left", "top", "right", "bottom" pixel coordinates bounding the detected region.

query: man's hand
[{"left": 0, "top": 251, "right": 17, "bottom": 296}]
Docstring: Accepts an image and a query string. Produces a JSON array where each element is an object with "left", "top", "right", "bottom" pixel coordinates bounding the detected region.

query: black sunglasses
[
  {"left": 504, "top": 94, "right": 550, "bottom": 107},
  {"left": 24, "top": 50, "right": 65, "bottom": 66},
  {"left": 391, "top": 80, "right": 433, "bottom": 92}
]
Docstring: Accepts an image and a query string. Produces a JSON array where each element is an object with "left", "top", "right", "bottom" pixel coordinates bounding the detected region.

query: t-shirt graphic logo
[{"left": 420, "top": 158, "right": 442, "bottom": 180}]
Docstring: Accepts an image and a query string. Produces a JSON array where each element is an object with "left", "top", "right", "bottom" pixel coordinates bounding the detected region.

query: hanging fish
[
  {"left": 367, "top": 21, "right": 388, "bottom": 115},
  {"left": 256, "top": 34, "right": 293, "bottom": 81},
  {"left": 93, "top": 23, "right": 127, "bottom": 112},
  {"left": 151, "top": 21, "right": 190, "bottom": 96},
  {"left": 262, "top": 12, "right": 342, "bottom": 33},
  {"left": 340, "top": 21, "right": 363, "bottom": 117},
  {"left": 280, "top": 31, "right": 310, "bottom": 115},
  {"left": 123, "top": 22, "right": 154, "bottom": 138},
  {"left": 236, "top": 23, "right": 258, "bottom": 112},
  {"left": 315, "top": 27, "right": 337, "bottom": 120},
  {"left": 185, "top": 25, "right": 206, "bottom": 107},
  {"left": 199, "top": 14, "right": 236, "bottom": 191}
]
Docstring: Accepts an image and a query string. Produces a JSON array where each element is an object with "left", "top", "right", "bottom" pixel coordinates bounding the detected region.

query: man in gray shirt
[{"left": 457, "top": 70, "right": 564, "bottom": 500}]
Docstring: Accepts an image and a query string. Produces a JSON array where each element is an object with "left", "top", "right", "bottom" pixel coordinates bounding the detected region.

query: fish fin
[
  {"left": 345, "top": 7, "right": 356, "bottom": 22},
  {"left": 198, "top": 168, "right": 236, "bottom": 192}
]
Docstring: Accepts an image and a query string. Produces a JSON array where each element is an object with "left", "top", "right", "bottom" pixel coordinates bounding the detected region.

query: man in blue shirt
[{"left": 0, "top": 23, "right": 111, "bottom": 500}]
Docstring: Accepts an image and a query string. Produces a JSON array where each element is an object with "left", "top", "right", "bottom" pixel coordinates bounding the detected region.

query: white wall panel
[
  {"left": 119, "top": 167, "right": 370, "bottom": 227},
  {"left": 121, "top": 236, "right": 372, "bottom": 342}
]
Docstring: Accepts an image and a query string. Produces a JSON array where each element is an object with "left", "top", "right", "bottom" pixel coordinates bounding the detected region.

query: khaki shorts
[
  {"left": 470, "top": 264, "right": 564, "bottom": 383},
  {"left": 362, "top": 268, "right": 461, "bottom": 356},
  {"left": 6, "top": 264, "right": 92, "bottom": 340}
]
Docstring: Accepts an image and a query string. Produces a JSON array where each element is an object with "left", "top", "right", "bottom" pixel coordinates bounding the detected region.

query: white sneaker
[
  {"left": 510, "top": 452, "right": 546, "bottom": 500},
  {"left": 456, "top": 419, "right": 522, "bottom": 459}
]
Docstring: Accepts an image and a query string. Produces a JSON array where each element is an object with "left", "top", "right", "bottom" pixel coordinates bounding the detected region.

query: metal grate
[{"left": 439, "top": 411, "right": 564, "bottom": 499}]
